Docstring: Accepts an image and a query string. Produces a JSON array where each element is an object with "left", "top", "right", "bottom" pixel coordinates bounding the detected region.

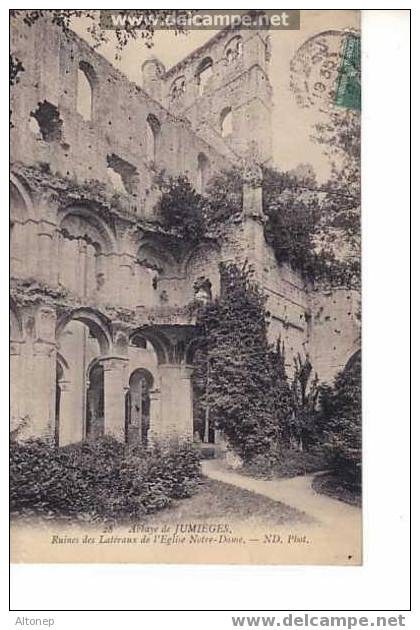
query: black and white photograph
[{"left": 9, "top": 8, "right": 365, "bottom": 567}]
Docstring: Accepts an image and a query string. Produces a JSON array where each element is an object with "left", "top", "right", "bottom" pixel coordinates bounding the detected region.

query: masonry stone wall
[
  {"left": 156, "top": 29, "right": 272, "bottom": 163},
  {"left": 11, "top": 18, "right": 228, "bottom": 219},
  {"left": 10, "top": 15, "right": 360, "bottom": 449}
]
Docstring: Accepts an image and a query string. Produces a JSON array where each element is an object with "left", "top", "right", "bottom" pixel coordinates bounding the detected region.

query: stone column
[
  {"left": 159, "top": 364, "right": 194, "bottom": 440},
  {"left": 241, "top": 159, "right": 265, "bottom": 284},
  {"left": 178, "top": 365, "right": 194, "bottom": 439},
  {"left": 102, "top": 357, "right": 128, "bottom": 441},
  {"left": 10, "top": 221, "right": 26, "bottom": 278},
  {"left": 148, "top": 387, "right": 162, "bottom": 443},
  {"left": 158, "top": 364, "right": 178, "bottom": 438},
  {"left": 118, "top": 253, "right": 136, "bottom": 307},
  {"left": 28, "top": 306, "right": 58, "bottom": 441},
  {"left": 78, "top": 239, "right": 88, "bottom": 297},
  {"left": 10, "top": 340, "right": 23, "bottom": 426},
  {"left": 56, "top": 379, "right": 82, "bottom": 446},
  {"left": 30, "top": 339, "right": 57, "bottom": 441},
  {"left": 37, "top": 220, "right": 56, "bottom": 285}
]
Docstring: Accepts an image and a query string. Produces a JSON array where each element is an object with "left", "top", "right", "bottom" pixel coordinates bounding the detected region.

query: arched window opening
[
  {"left": 55, "top": 315, "right": 109, "bottom": 446},
  {"left": 196, "top": 57, "right": 213, "bottom": 97},
  {"left": 170, "top": 75, "right": 186, "bottom": 101},
  {"left": 58, "top": 211, "right": 114, "bottom": 297},
  {"left": 146, "top": 113, "right": 160, "bottom": 162},
  {"left": 86, "top": 363, "right": 105, "bottom": 439},
  {"left": 125, "top": 369, "right": 154, "bottom": 445},
  {"left": 225, "top": 36, "right": 243, "bottom": 64},
  {"left": 77, "top": 61, "right": 95, "bottom": 121},
  {"left": 220, "top": 107, "right": 233, "bottom": 138},
  {"left": 197, "top": 152, "right": 210, "bottom": 194}
]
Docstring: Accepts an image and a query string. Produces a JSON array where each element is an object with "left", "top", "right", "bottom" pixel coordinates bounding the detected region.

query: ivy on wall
[
  {"left": 193, "top": 264, "right": 361, "bottom": 470},
  {"left": 194, "top": 263, "right": 286, "bottom": 460},
  {"left": 154, "top": 163, "right": 360, "bottom": 290}
]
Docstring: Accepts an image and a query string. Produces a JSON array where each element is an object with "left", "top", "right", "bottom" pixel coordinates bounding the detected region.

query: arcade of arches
[
  {"left": 9, "top": 176, "right": 220, "bottom": 447},
  {"left": 10, "top": 167, "right": 360, "bottom": 447}
]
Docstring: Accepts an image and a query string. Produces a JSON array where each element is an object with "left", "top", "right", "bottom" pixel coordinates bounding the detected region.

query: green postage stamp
[{"left": 335, "top": 33, "right": 361, "bottom": 110}]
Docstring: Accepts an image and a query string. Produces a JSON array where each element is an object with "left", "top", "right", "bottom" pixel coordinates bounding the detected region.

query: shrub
[
  {"left": 319, "top": 352, "right": 361, "bottom": 485},
  {"left": 154, "top": 172, "right": 207, "bottom": 241},
  {"left": 243, "top": 443, "right": 326, "bottom": 479},
  {"left": 10, "top": 435, "right": 201, "bottom": 521}
]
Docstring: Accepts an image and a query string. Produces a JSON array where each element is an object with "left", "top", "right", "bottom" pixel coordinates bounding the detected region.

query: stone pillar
[
  {"left": 241, "top": 159, "right": 265, "bottom": 284},
  {"left": 148, "top": 387, "right": 162, "bottom": 442},
  {"left": 102, "top": 357, "right": 128, "bottom": 441},
  {"left": 37, "top": 220, "right": 56, "bottom": 285},
  {"left": 28, "top": 306, "right": 57, "bottom": 440},
  {"left": 106, "top": 253, "right": 121, "bottom": 303},
  {"left": 159, "top": 364, "right": 194, "bottom": 440},
  {"left": 10, "top": 221, "right": 26, "bottom": 278},
  {"left": 56, "top": 379, "right": 82, "bottom": 446},
  {"left": 95, "top": 251, "right": 107, "bottom": 300},
  {"left": 78, "top": 239, "right": 88, "bottom": 297},
  {"left": 179, "top": 365, "right": 194, "bottom": 439},
  {"left": 30, "top": 340, "right": 57, "bottom": 440},
  {"left": 10, "top": 340, "right": 23, "bottom": 426},
  {"left": 118, "top": 253, "right": 136, "bottom": 307}
]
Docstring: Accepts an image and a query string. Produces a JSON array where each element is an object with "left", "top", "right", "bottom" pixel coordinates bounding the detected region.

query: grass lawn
[{"left": 141, "top": 478, "right": 312, "bottom": 528}]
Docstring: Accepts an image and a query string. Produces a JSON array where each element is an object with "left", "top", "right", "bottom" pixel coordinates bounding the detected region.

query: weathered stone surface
[{"left": 10, "top": 16, "right": 359, "bottom": 446}]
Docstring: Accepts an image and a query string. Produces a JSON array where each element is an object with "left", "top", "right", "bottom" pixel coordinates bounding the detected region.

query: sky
[{"left": 72, "top": 10, "right": 359, "bottom": 183}]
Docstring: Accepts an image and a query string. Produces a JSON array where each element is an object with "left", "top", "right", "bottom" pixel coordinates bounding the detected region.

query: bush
[
  {"left": 154, "top": 172, "right": 207, "bottom": 241},
  {"left": 243, "top": 443, "right": 326, "bottom": 479},
  {"left": 10, "top": 436, "right": 201, "bottom": 521},
  {"left": 320, "top": 352, "right": 361, "bottom": 486}
]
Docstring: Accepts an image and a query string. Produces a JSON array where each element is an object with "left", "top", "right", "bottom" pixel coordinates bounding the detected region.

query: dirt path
[{"left": 202, "top": 459, "right": 361, "bottom": 529}]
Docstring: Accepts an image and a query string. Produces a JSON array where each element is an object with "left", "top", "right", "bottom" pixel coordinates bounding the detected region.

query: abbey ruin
[{"left": 10, "top": 17, "right": 360, "bottom": 447}]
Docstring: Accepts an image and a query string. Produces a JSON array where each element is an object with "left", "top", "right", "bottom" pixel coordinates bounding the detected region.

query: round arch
[
  {"left": 129, "top": 327, "right": 171, "bottom": 365},
  {"left": 129, "top": 367, "right": 154, "bottom": 390},
  {"left": 58, "top": 205, "right": 117, "bottom": 254},
  {"left": 184, "top": 335, "right": 205, "bottom": 366},
  {"left": 10, "top": 173, "right": 36, "bottom": 222},
  {"left": 56, "top": 351, "right": 70, "bottom": 374},
  {"left": 125, "top": 367, "right": 155, "bottom": 445},
  {"left": 137, "top": 239, "right": 178, "bottom": 273},
  {"left": 56, "top": 308, "right": 112, "bottom": 355},
  {"left": 10, "top": 303, "right": 23, "bottom": 342},
  {"left": 181, "top": 241, "right": 220, "bottom": 275}
]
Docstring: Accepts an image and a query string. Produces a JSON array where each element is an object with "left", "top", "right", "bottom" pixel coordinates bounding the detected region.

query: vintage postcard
[{"left": 10, "top": 9, "right": 361, "bottom": 565}]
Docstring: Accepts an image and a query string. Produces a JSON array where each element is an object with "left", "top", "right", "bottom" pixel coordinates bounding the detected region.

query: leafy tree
[
  {"left": 201, "top": 164, "right": 359, "bottom": 288},
  {"left": 319, "top": 352, "right": 361, "bottom": 484},
  {"left": 313, "top": 108, "right": 361, "bottom": 285}
]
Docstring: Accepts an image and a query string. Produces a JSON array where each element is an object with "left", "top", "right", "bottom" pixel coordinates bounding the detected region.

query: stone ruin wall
[{"left": 10, "top": 15, "right": 360, "bottom": 446}]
